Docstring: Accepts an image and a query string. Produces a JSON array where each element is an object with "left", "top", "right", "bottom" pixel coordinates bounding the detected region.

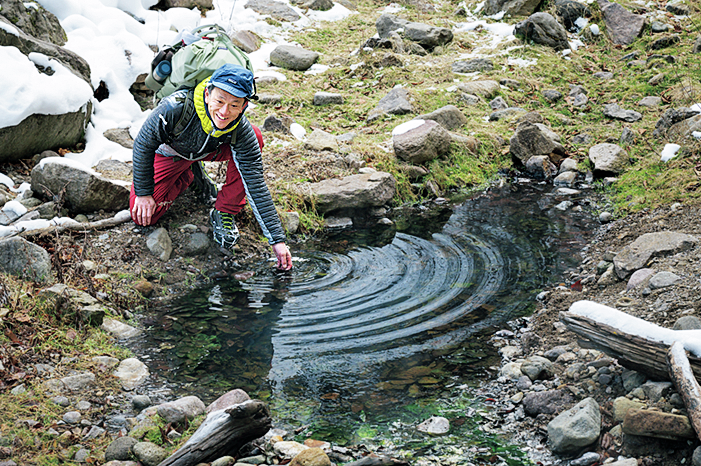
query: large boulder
[
  {"left": 393, "top": 120, "right": 452, "bottom": 164},
  {"left": 547, "top": 397, "right": 601, "bottom": 454},
  {"left": 0, "top": 237, "right": 52, "bottom": 282},
  {"left": 509, "top": 121, "right": 566, "bottom": 166},
  {"left": 514, "top": 12, "right": 570, "bottom": 51},
  {"left": 588, "top": 143, "right": 628, "bottom": 175},
  {"left": 300, "top": 172, "right": 396, "bottom": 214},
  {"left": 269, "top": 45, "right": 319, "bottom": 71},
  {"left": 0, "top": 0, "right": 66, "bottom": 45},
  {"left": 597, "top": 0, "right": 645, "bottom": 46},
  {"left": 614, "top": 231, "right": 698, "bottom": 279},
  {"left": 31, "top": 157, "right": 130, "bottom": 213},
  {"left": 375, "top": 14, "right": 452, "bottom": 51},
  {"left": 414, "top": 105, "right": 467, "bottom": 131}
]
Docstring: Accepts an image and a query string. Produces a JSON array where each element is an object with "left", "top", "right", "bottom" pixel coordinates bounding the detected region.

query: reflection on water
[{"left": 128, "top": 182, "right": 597, "bottom": 444}]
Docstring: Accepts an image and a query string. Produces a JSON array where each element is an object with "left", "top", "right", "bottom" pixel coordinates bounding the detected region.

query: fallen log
[
  {"left": 667, "top": 341, "right": 701, "bottom": 441},
  {"left": 158, "top": 399, "right": 272, "bottom": 466},
  {"left": 14, "top": 209, "right": 132, "bottom": 238},
  {"left": 559, "top": 300, "right": 701, "bottom": 383}
]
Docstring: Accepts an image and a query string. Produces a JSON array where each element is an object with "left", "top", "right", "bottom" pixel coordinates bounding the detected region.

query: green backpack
[{"left": 146, "top": 24, "right": 254, "bottom": 100}]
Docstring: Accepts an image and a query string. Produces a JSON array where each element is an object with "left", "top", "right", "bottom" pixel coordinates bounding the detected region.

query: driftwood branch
[
  {"left": 559, "top": 311, "right": 701, "bottom": 382},
  {"left": 667, "top": 341, "right": 701, "bottom": 441},
  {"left": 16, "top": 209, "right": 132, "bottom": 238},
  {"left": 158, "top": 400, "right": 271, "bottom": 466}
]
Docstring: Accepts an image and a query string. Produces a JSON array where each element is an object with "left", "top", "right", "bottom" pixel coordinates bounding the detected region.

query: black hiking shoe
[
  {"left": 191, "top": 161, "right": 217, "bottom": 202},
  {"left": 210, "top": 209, "right": 240, "bottom": 249}
]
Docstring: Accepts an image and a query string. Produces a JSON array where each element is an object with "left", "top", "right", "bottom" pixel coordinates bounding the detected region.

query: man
[{"left": 130, "top": 63, "right": 292, "bottom": 270}]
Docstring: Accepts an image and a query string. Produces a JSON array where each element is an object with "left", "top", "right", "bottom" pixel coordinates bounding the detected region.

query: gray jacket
[{"left": 132, "top": 89, "right": 286, "bottom": 245}]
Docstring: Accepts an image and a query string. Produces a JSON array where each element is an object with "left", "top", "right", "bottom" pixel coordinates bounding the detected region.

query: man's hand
[
  {"left": 132, "top": 195, "right": 156, "bottom": 226},
  {"left": 272, "top": 242, "right": 293, "bottom": 271}
]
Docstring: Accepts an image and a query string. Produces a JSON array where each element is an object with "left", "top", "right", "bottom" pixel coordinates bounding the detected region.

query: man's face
[{"left": 205, "top": 86, "right": 246, "bottom": 129}]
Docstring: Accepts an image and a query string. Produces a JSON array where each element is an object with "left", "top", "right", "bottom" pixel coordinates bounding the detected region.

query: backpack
[{"left": 145, "top": 24, "right": 254, "bottom": 101}]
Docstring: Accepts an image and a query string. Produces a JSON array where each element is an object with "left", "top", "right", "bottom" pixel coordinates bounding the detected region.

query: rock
[
  {"left": 623, "top": 409, "right": 695, "bottom": 440},
  {"left": 638, "top": 96, "right": 662, "bottom": 108},
  {"left": 510, "top": 122, "right": 566, "bottom": 166},
  {"left": 63, "top": 411, "right": 81, "bottom": 424},
  {"left": 547, "top": 397, "right": 601, "bottom": 454},
  {"left": 212, "top": 457, "right": 236, "bottom": 466},
  {"left": 133, "top": 279, "right": 154, "bottom": 297},
  {"left": 274, "top": 441, "right": 309, "bottom": 458},
  {"left": 60, "top": 372, "right": 96, "bottom": 392},
  {"left": 313, "top": 92, "right": 344, "bottom": 106},
  {"left": 626, "top": 268, "right": 654, "bottom": 290},
  {"left": 206, "top": 389, "right": 251, "bottom": 413},
  {"left": 520, "top": 355, "right": 555, "bottom": 380},
  {"left": 101, "top": 318, "right": 141, "bottom": 339},
  {"left": 280, "top": 211, "right": 301, "bottom": 234},
  {"left": 648, "top": 271, "right": 681, "bottom": 290},
  {"left": 501, "top": 362, "right": 523, "bottom": 380},
  {"left": 653, "top": 107, "right": 700, "bottom": 138},
  {"left": 554, "top": 171, "right": 576, "bottom": 187},
  {"left": 367, "top": 88, "right": 414, "bottom": 122},
  {"left": 523, "top": 390, "right": 574, "bottom": 416},
  {"left": 132, "top": 395, "right": 152, "bottom": 411},
  {"left": 146, "top": 227, "right": 172, "bottom": 261},
  {"left": 588, "top": 143, "right": 628, "bottom": 175},
  {"left": 244, "top": 0, "right": 301, "bottom": 22},
  {"left": 183, "top": 232, "right": 210, "bottom": 256},
  {"left": 483, "top": 0, "right": 541, "bottom": 17},
  {"left": 612, "top": 397, "right": 645, "bottom": 423},
  {"left": 261, "top": 115, "right": 295, "bottom": 134},
  {"left": 489, "top": 107, "right": 527, "bottom": 121},
  {"left": 603, "top": 103, "right": 642, "bottom": 122},
  {"left": 554, "top": 0, "right": 592, "bottom": 32},
  {"left": 673, "top": 316, "right": 701, "bottom": 330},
  {"left": 641, "top": 380, "right": 673, "bottom": 403},
  {"left": 414, "top": 105, "right": 467, "bottom": 131},
  {"left": 417, "top": 416, "right": 450, "bottom": 435},
  {"left": 105, "top": 436, "right": 138, "bottom": 461},
  {"left": 38, "top": 283, "right": 106, "bottom": 325},
  {"left": 132, "top": 441, "right": 167, "bottom": 466},
  {"left": 393, "top": 120, "right": 452, "bottom": 164},
  {"left": 102, "top": 129, "right": 134, "bottom": 150},
  {"left": 31, "top": 157, "right": 130, "bottom": 213},
  {"left": 455, "top": 80, "right": 500, "bottom": 98},
  {"left": 401, "top": 21, "right": 453, "bottom": 51},
  {"left": 269, "top": 45, "right": 319, "bottom": 71},
  {"left": 452, "top": 58, "right": 493, "bottom": 73},
  {"left": 622, "top": 370, "right": 646, "bottom": 391},
  {"left": 305, "top": 129, "right": 339, "bottom": 152},
  {"left": 299, "top": 172, "right": 396, "bottom": 214},
  {"left": 289, "top": 448, "right": 332, "bottom": 466},
  {"left": 597, "top": 0, "right": 645, "bottom": 45},
  {"left": 613, "top": 231, "right": 698, "bottom": 279},
  {"left": 0, "top": 237, "right": 52, "bottom": 283},
  {"left": 490, "top": 97, "right": 509, "bottom": 110},
  {"left": 542, "top": 89, "right": 563, "bottom": 102},
  {"left": 514, "top": 13, "right": 570, "bottom": 51},
  {"left": 230, "top": 30, "right": 262, "bottom": 53},
  {"left": 650, "top": 34, "right": 680, "bottom": 50},
  {"left": 157, "top": 396, "right": 205, "bottom": 424},
  {"left": 667, "top": 113, "right": 701, "bottom": 142},
  {"left": 113, "top": 358, "right": 149, "bottom": 391},
  {"left": 570, "top": 452, "right": 601, "bottom": 466}
]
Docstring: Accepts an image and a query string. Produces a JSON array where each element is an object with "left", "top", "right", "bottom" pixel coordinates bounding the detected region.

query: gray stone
[
  {"left": 146, "top": 227, "right": 172, "bottom": 261},
  {"left": 673, "top": 315, "right": 701, "bottom": 330},
  {"left": 694, "top": 35, "right": 701, "bottom": 54},
  {"left": 113, "top": 358, "right": 149, "bottom": 391},
  {"left": 588, "top": 143, "right": 628, "bottom": 175},
  {"left": 620, "top": 127, "right": 635, "bottom": 145},
  {"left": 269, "top": 45, "right": 319, "bottom": 71},
  {"left": 416, "top": 416, "right": 449, "bottom": 435},
  {"left": 367, "top": 88, "right": 414, "bottom": 122},
  {"left": 653, "top": 107, "right": 700, "bottom": 138},
  {"left": 693, "top": 445, "right": 701, "bottom": 466},
  {"left": 457, "top": 93, "right": 482, "bottom": 106},
  {"left": 63, "top": 411, "right": 81, "bottom": 424},
  {"left": 414, "top": 105, "right": 467, "bottom": 131},
  {"left": 651, "top": 34, "right": 680, "bottom": 50},
  {"left": 132, "top": 395, "right": 152, "bottom": 411},
  {"left": 257, "top": 93, "right": 282, "bottom": 105},
  {"left": 393, "top": 120, "right": 452, "bottom": 164},
  {"left": 0, "top": 237, "right": 52, "bottom": 282},
  {"left": 614, "top": 231, "right": 698, "bottom": 278},
  {"left": 525, "top": 156, "right": 555, "bottom": 179},
  {"left": 626, "top": 268, "right": 654, "bottom": 290},
  {"left": 622, "top": 370, "right": 646, "bottom": 392},
  {"left": 489, "top": 96, "right": 508, "bottom": 110},
  {"left": 542, "top": 89, "right": 563, "bottom": 102},
  {"left": 402, "top": 22, "right": 453, "bottom": 51},
  {"left": 102, "top": 129, "right": 134, "bottom": 150},
  {"left": 324, "top": 216, "right": 353, "bottom": 231},
  {"left": 132, "top": 441, "right": 167, "bottom": 466},
  {"left": 74, "top": 448, "right": 90, "bottom": 462},
  {"left": 517, "top": 111, "right": 544, "bottom": 125},
  {"left": 305, "top": 129, "right": 339, "bottom": 152},
  {"left": 489, "top": 107, "right": 527, "bottom": 121},
  {"left": 554, "top": 171, "right": 576, "bottom": 187},
  {"left": 668, "top": 113, "right": 701, "bottom": 142},
  {"left": 206, "top": 389, "right": 251, "bottom": 413},
  {"left": 593, "top": 71, "right": 613, "bottom": 80},
  {"left": 212, "top": 457, "right": 236, "bottom": 466},
  {"left": 597, "top": 0, "right": 645, "bottom": 45},
  {"left": 183, "top": 232, "right": 210, "bottom": 256},
  {"left": 94, "top": 159, "right": 133, "bottom": 181},
  {"left": 230, "top": 30, "right": 262, "bottom": 53},
  {"left": 157, "top": 396, "right": 206, "bottom": 424},
  {"left": 299, "top": 172, "right": 396, "bottom": 214},
  {"left": 514, "top": 13, "right": 570, "bottom": 51},
  {"left": 484, "top": 0, "right": 541, "bottom": 17},
  {"left": 452, "top": 58, "right": 493, "bottom": 73},
  {"left": 101, "top": 318, "right": 140, "bottom": 339},
  {"left": 612, "top": 396, "right": 645, "bottom": 423},
  {"left": 456, "top": 80, "right": 500, "bottom": 98},
  {"left": 554, "top": 0, "right": 592, "bottom": 32},
  {"left": 61, "top": 372, "right": 95, "bottom": 392},
  {"left": 666, "top": 2, "right": 689, "bottom": 15},
  {"left": 244, "top": 0, "right": 301, "bottom": 21},
  {"left": 280, "top": 211, "right": 300, "bottom": 235},
  {"left": 641, "top": 380, "right": 673, "bottom": 403},
  {"left": 521, "top": 355, "right": 555, "bottom": 381},
  {"left": 651, "top": 22, "right": 669, "bottom": 33},
  {"left": 313, "top": 92, "right": 344, "bottom": 106},
  {"left": 510, "top": 122, "right": 565, "bottom": 166},
  {"left": 570, "top": 452, "right": 601, "bottom": 466},
  {"left": 603, "top": 103, "right": 642, "bottom": 122},
  {"left": 52, "top": 396, "right": 69, "bottom": 407},
  {"left": 523, "top": 389, "right": 573, "bottom": 416},
  {"left": 261, "top": 115, "right": 294, "bottom": 134},
  {"left": 559, "top": 158, "right": 578, "bottom": 174},
  {"left": 31, "top": 158, "right": 129, "bottom": 213},
  {"left": 648, "top": 271, "right": 681, "bottom": 289},
  {"left": 547, "top": 397, "right": 601, "bottom": 454}
]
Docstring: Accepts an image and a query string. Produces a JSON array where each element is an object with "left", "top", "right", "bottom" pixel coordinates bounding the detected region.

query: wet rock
[
  {"left": 613, "top": 231, "right": 698, "bottom": 279},
  {"left": 417, "top": 416, "right": 450, "bottom": 435},
  {"left": 547, "top": 397, "right": 601, "bottom": 454},
  {"left": 623, "top": 409, "right": 695, "bottom": 440}
]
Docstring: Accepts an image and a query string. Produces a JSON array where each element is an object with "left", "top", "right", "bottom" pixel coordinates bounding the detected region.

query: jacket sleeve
[
  {"left": 131, "top": 97, "right": 182, "bottom": 197},
  {"left": 231, "top": 118, "right": 287, "bottom": 245}
]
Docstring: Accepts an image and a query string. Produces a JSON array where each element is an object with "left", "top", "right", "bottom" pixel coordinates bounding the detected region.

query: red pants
[{"left": 130, "top": 125, "right": 264, "bottom": 226}]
